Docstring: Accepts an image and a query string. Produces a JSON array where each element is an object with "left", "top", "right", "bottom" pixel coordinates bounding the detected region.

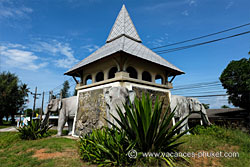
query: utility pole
[
  {"left": 31, "top": 87, "right": 41, "bottom": 121},
  {"left": 40, "top": 91, "right": 45, "bottom": 121},
  {"left": 49, "top": 91, "right": 53, "bottom": 102}
]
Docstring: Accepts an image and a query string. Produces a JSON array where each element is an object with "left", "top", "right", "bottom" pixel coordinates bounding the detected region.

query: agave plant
[
  {"left": 106, "top": 94, "right": 190, "bottom": 166},
  {"left": 79, "top": 127, "right": 135, "bottom": 166},
  {"left": 17, "top": 120, "right": 52, "bottom": 140}
]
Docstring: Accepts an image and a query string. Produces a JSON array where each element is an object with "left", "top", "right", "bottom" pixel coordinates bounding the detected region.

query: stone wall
[
  {"left": 73, "top": 88, "right": 110, "bottom": 136},
  {"left": 132, "top": 86, "right": 170, "bottom": 113},
  {"left": 73, "top": 86, "right": 170, "bottom": 136}
]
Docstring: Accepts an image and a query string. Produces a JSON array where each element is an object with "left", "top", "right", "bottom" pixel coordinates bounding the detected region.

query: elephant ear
[
  {"left": 104, "top": 90, "right": 111, "bottom": 106},
  {"left": 58, "top": 98, "right": 63, "bottom": 110},
  {"left": 188, "top": 98, "right": 193, "bottom": 111},
  {"left": 128, "top": 90, "right": 136, "bottom": 104}
]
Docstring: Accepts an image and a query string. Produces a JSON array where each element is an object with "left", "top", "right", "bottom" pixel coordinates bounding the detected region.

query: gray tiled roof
[
  {"left": 106, "top": 5, "right": 141, "bottom": 43},
  {"left": 65, "top": 5, "right": 184, "bottom": 75}
]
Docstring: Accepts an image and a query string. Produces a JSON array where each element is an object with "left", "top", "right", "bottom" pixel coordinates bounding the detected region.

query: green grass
[
  {"left": 0, "top": 131, "right": 91, "bottom": 167},
  {"left": 0, "top": 120, "right": 13, "bottom": 129},
  {"left": 0, "top": 125, "right": 12, "bottom": 129},
  {"left": 177, "top": 125, "right": 250, "bottom": 167},
  {"left": 0, "top": 126, "right": 249, "bottom": 167}
]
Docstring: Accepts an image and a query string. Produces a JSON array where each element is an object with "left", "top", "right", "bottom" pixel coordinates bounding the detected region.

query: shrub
[
  {"left": 191, "top": 125, "right": 250, "bottom": 145},
  {"left": 79, "top": 127, "right": 134, "bottom": 166},
  {"left": 107, "top": 94, "right": 189, "bottom": 166},
  {"left": 17, "top": 120, "right": 52, "bottom": 140},
  {"left": 192, "top": 125, "right": 227, "bottom": 137}
]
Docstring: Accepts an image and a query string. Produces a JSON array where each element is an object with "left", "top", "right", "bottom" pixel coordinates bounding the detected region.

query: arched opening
[
  {"left": 142, "top": 71, "right": 152, "bottom": 82},
  {"left": 96, "top": 72, "right": 104, "bottom": 82},
  {"left": 85, "top": 75, "right": 92, "bottom": 85},
  {"left": 108, "top": 67, "right": 118, "bottom": 79},
  {"left": 126, "top": 66, "right": 138, "bottom": 79},
  {"left": 155, "top": 75, "right": 163, "bottom": 84}
]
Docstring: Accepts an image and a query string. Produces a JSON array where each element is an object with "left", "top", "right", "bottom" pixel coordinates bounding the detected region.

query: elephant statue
[
  {"left": 187, "top": 97, "right": 211, "bottom": 126},
  {"left": 170, "top": 95, "right": 211, "bottom": 133},
  {"left": 43, "top": 96, "right": 77, "bottom": 136},
  {"left": 104, "top": 87, "right": 135, "bottom": 127}
]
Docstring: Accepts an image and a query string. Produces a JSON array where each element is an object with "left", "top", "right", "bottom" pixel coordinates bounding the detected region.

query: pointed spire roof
[
  {"left": 106, "top": 5, "right": 142, "bottom": 43},
  {"left": 65, "top": 5, "right": 184, "bottom": 76}
]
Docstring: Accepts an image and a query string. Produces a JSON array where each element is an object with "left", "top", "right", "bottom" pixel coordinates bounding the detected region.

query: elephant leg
[
  {"left": 68, "top": 119, "right": 73, "bottom": 135},
  {"left": 57, "top": 111, "right": 67, "bottom": 136},
  {"left": 172, "top": 117, "right": 176, "bottom": 126},
  {"left": 201, "top": 111, "right": 212, "bottom": 126},
  {"left": 179, "top": 114, "right": 190, "bottom": 134}
]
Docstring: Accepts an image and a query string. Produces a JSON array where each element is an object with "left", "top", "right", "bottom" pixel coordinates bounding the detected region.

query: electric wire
[
  {"left": 151, "top": 22, "right": 250, "bottom": 50},
  {"left": 155, "top": 31, "right": 250, "bottom": 54}
]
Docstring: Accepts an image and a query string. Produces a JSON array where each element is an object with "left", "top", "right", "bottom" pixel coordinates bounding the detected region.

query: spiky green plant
[
  {"left": 17, "top": 120, "right": 52, "bottom": 140},
  {"left": 106, "top": 94, "right": 190, "bottom": 166},
  {"left": 79, "top": 94, "right": 189, "bottom": 166},
  {"left": 79, "top": 127, "right": 135, "bottom": 166}
]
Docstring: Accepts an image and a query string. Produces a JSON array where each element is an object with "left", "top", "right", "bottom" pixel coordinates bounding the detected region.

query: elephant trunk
[
  {"left": 41, "top": 106, "right": 50, "bottom": 128},
  {"left": 200, "top": 105, "right": 212, "bottom": 126}
]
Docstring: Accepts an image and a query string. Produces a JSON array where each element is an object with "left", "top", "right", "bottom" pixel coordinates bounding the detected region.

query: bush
[
  {"left": 192, "top": 125, "right": 227, "bottom": 137},
  {"left": 107, "top": 94, "right": 189, "bottom": 166},
  {"left": 17, "top": 120, "right": 52, "bottom": 140},
  {"left": 79, "top": 127, "right": 134, "bottom": 166}
]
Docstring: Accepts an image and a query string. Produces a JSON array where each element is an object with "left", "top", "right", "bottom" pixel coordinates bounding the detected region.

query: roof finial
[{"left": 106, "top": 5, "right": 142, "bottom": 43}]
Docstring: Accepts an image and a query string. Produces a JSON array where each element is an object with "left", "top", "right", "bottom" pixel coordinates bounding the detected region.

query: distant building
[{"left": 189, "top": 108, "right": 250, "bottom": 132}]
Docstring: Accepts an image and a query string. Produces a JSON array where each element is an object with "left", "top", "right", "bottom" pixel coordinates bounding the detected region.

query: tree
[
  {"left": 24, "top": 109, "right": 33, "bottom": 117},
  {"left": 61, "top": 80, "right": 70, "bottom": 98},
  {"left": 221, "top": 105, "right": 230, "bottom": 109},
  {"left": 220, "top": 58, "right": 250, "bottom": 110},
  {"left": 0, "top": 71, "right": 29, "bottom": 124},
  {"left": 18, "top": 84, "right": 29, "bottom": 115},
  {"left": 24, "top": 108, "right": 40, "bottom": 117}
]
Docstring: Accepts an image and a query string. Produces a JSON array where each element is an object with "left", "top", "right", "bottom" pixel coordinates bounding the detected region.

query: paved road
[{"left": 0, "top": 126, "right": 18, "bottom": 132}]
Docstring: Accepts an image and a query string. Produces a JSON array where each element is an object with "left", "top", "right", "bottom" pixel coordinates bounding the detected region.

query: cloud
[
  {"left": 0, "top": 45, "right": 47, "bottom": 70},
  {"left": 141, "top": 0, "right": 197, "bottom": 12},
  {"left": 0, "top": 0, "right": 33, "bottom": 19},
  {"left": 226, "top": 1, "right": 234, "bottom": 10},
  {"left": 199, "top": 96, "right": 234, "bottom": 109},
  {"left": 0, "top": 39, "right": 78, "bottom": 70},
  {"left": 186, "top": 0, "right": 197, "bottom": 6},
  {"left": 147, "top": 33, "right": 169, "bottom": 47},
  {"left": 30, "top": 40, "right": 79, "bottom": 68},
  {"left": 182, "top": 10, "right": 189, "bottom": 16},
  {"left": 81, "top": 44, "right": 99, "bottom": 52},
  {"left": 141, "top": 1, "right": 187, "bottom": 11}
]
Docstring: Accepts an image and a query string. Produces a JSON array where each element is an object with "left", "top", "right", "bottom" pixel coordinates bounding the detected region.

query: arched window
[
  {"left": 155, "top": 75, "right": 163, "bottom": 84},
  {"left": 85, "top": 75, "right": 92, "bottom": 85},
  {"left": 96, "top": 72, "right": 104, "bottom": 82},
  {"left": 142, "top": 71, "right": 152, "bottom": 82},
  {"left": 108, "top": 67, "right": 118, "bottom": 79},
  {"left": 126, "top": 66, "right": 138, "bottom": 79}
]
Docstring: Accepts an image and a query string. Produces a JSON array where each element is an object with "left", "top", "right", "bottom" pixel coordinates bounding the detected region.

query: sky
[{"left": 0, "top": 0, "right": 250, "bottom": 109}]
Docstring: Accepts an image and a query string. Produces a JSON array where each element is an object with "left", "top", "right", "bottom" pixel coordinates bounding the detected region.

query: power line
[
  {"left": 155, "top": 31, "right": 250, "bottom": 54},
  {"left": 52, "top": 82, "right": 77, "bottom": 96},
  {"left": 187, "top": 94, "right": 228, "bottom": 98},
  {"left": 172, "top": 83, "right": 222, "bottom": 91},
  {"left": 173, "top": 86, "right": 224, "bottom": 92},
  {"left": 173, "top": 81, "right": 220, "bottom": 89},
  {"left": 44, "top": 78, "right": 75, "bottom": 94},
  {"left": 174, "top": 90, "right": 225, "bottom": 95},
  {"left": 151, "top": 22, "right": 250, "bottom": 50}
]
